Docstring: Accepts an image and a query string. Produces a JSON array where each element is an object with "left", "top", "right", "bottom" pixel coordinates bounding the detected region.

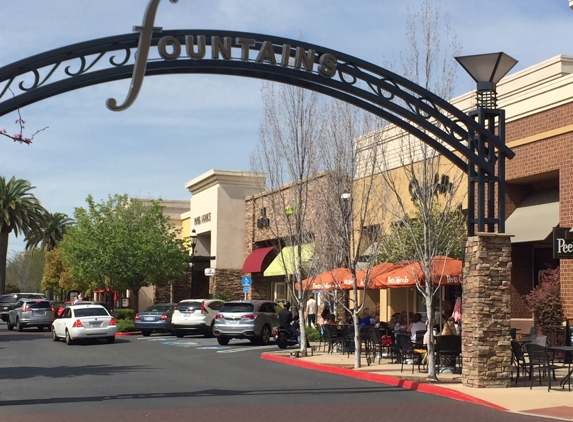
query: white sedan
[{"left": 52, "top": 304, "right": 117, "bottom": 345}]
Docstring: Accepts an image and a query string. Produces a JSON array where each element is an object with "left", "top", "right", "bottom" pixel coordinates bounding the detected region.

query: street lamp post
[
  {"left": 189, "top": 229, "right": 198, "bottom": 299},
  {"left": 455, "top": 52, "right": 517, "bottom": 235}
]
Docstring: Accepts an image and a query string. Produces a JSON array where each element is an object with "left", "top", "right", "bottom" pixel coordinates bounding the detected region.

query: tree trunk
[
  {"left": 132, "top": 287, "right": 140, "bottom": 314},
  {"left": 0, "top": 229, "right": 10, "bottom": 295},
  {"left": 425, "top": 290, "right": 439, "bottom": 381}
]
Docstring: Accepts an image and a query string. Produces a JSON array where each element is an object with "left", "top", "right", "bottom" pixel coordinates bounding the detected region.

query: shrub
[
  {"left": 213, "top": 291, "right": 231, "bottom": 302},
  {"left": 116, "top": 318, "right": 136, "bottom": 332},
  {"left": 524, "top": 266, "right": 564, "bottom": 327},
  {"left": 305, "top": 326, "right": 322, "bottom": 342},
  {"left": 112, "top": 308, "right": 135, "bottom": 320}
]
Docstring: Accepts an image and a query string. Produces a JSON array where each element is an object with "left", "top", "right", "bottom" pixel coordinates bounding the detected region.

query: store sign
[
  {"left": 553, "top": 227, "right": 573, "bottom": 259},
  {"left": 107, "top": 0, "right": 337, "bottom": 111},
  {"left": 194, "top": 212, "right": 211, "bottom": 226}
]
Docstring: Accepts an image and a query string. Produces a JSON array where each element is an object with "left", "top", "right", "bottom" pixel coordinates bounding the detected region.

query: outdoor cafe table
[{"left": 548, "top": 345, "right": 573, "bottom": 391}]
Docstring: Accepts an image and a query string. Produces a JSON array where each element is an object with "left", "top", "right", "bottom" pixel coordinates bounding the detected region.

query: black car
[{"left": 0, "top": 293, "right": 47, "bottom": 322}]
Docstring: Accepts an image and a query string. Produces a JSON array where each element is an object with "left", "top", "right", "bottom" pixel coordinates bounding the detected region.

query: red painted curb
[
  {"left": 261, "top": 353, "right": 507, "bottom": 412},
  {"left": 116, "top": 331, "right": 141, "bottom": 336}
]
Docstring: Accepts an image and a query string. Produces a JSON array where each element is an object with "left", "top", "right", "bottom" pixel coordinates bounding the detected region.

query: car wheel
[
  {"left": 65, "top": 330, "right": 74, "bottom": 345},
  {"left": 7, "top": 321, "right": 13, "bottom": 331},
  {"left": 38, "top": 326, "right": 44, "bottom": 332},
  {"left": 217, "top": 336, "right": 230, "bottom": 345},
  {"left": 258, "top": 325, "right": 271, "bottom": 345},
  {"left": 141, "top": 330, "right": 152, "bottom": 337},
  {"left": 52, "top": 329, "right": 59, "bottom": 342},
  {"left": 16, "top": 318, "right": 23, "bottom": 332},
  {"left": 107, "top": 336, "right": 115, "bottom": 344},
  {"left": 204, "top": 321, "right": 215, "bottom": 338},
  {"left": 175, "top": 330, "right": 185, "bottom": 338}
]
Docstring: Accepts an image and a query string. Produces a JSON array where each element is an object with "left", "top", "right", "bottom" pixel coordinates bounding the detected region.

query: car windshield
[
  {"left": 0, "top": 296, "right": 16, "bottom": 303},
  {"left": 220, "top": 303, "right": 254, "bottom": 313},
  {"left": 74, "top": 308, "right": 109, "bottom": 317},
  {"left": 144, "top": 305, "right": 173, "bottom": 313},
  {"left": 177, "top": 302, "right": 201, "bottom": 312},
  {"left": 24, "top": 301, "right": 51, "bottom": 309}
]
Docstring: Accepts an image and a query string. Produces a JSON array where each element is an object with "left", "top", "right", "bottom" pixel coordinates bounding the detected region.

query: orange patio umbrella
[
  {"left": 300, "top": 268, "right": 356, "bottom": 290},
  {"left": 355, "top": 262, "right": 400, "bottom": 289},
  {"left": 377, "top": 256, "right": 462, "bottom": 288}
]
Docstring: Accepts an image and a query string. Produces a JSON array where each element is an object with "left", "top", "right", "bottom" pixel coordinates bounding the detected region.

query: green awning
[{"left": 263, "top": 244, "right": 314, "bottom": 277}]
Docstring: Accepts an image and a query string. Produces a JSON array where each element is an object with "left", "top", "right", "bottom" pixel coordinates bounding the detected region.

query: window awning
[
  {"left": 263, "top": 244, "right": 314, "bottom": 277},
  {"left": 505, "top": 188, "right": 559, "bottom": 243},
  {"left": 242, "top": 246, "right": 276, "bottom": 273}
]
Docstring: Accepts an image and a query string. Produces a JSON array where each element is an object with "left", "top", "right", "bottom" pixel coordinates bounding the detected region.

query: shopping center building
[{"left": 148, "top": 55, "right": 573, "bottom": 324}]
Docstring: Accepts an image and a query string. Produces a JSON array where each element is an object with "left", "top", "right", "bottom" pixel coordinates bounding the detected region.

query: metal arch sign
[
  {"left": 0, "top": 0, "right": 512, "bottom": 173},
  {"left": 0, "top": 0, "right": 515, "bottom": 235},
  {"left": 108, "top": 0, "right": 336, "bottom": 112}
]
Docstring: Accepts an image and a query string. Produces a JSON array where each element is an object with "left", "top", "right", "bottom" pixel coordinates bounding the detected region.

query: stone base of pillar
[{"left": 462, "top": 233, "right": 512, "bottom": 388}]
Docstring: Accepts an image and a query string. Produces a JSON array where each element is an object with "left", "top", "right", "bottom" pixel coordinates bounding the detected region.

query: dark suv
[{"left": 0, "top": 293, "right": 47, "bottom": 322}]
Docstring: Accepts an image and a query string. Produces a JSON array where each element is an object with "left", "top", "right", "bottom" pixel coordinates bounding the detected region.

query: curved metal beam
[{"left": 0, "top": 30, "right": 514, "bottom": 173}]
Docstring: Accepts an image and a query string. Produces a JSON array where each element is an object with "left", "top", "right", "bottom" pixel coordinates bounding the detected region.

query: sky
[{"left": 1, "top": 0, "right": 572, "bottom": 254}]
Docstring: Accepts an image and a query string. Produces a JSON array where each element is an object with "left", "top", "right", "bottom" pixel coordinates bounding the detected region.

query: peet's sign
[
  {"left": 107, "top": 0, "right": 338, "bottom": 112},
  {"left": 553, "top": 227, "right": 573, "bottom": 259}
]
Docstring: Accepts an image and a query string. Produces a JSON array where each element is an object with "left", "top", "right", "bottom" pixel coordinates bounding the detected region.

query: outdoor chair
[
  {"left": 534, "top": 335, "right": 547, "bottom": 347},
  {"left": 322, "top": 324, "right": 342, "bottom": 354},
  {"left": 436, "top": 335, "right": 462, "bottom": 373},
  {"left": 396, "top": 333, "right": 424, "bottom": 374},
  {"left": 414, "top": 330, "right": 426, "bottom": 349},
  {"left": 525, "top": 343, "right": 559, "bottom": 391},
  {"left": 340, "top": 324, "right": 357, "bottom": 357},
  {"left": 365, "top": 326, "right": 383, "bottom": 365},
  {"left": 511, "top": 340, "right": 529, "bottom": 385}
]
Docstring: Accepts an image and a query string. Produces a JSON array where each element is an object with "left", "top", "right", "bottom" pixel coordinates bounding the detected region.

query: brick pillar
[{"left": 462, "top": 233, "right": 512, "bottom": 388}]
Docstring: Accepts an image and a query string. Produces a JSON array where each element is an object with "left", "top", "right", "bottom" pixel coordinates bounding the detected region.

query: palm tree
[
  {"left": 0, "top": 176, "right": 46, "bottom": 294},
  {"left": 25, "top": 212, "right": 74, "bottom": 252}
]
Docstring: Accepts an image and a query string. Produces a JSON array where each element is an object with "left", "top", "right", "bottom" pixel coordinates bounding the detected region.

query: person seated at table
[
  {"left": 387, "top": 312, "right": 400, "bottom": 330},
  {"left": 394, "top": 311, "right": 409, "bottom": 331},
  {"left": 407, "top": 313, "right": 426, "bottom": 342},
  {"left": 359, "top": 308, "right": 376, "bottom": 330},
  {"left": 325, "top": 313, "right": 337, "bottom": 325},
  {"left": 441, "top": 317, "right": 460, "bottom": 336}
]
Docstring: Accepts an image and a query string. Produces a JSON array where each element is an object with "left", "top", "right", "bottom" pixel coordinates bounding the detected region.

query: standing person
[
  {"left": 73, "top": 293, "right": 83, "bottom": 304},
  {"left": 306, "top": 295, "right": 317, "bottom": 328}
]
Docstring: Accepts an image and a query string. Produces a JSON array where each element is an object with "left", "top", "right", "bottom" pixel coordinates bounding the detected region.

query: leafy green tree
[
  {"left": 42, "top": 248, "right": 76, "bottom": 299},
  {"left": 60, "top": 195, "right": 189, "bottom": 312},
  {"left": 6, "top": 249, "right": 45, "bottom": 292},
  {"left": 0, "top": 176, "right": 46, "bottom": 294},
  {"left": 378, "top": 206, "right": 465, "bottom": 263},
  {"left": 25, "top": 212, "right": 74, "bottom": 252}
]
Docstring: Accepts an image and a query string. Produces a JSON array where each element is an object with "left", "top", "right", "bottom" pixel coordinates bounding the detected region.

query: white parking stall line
[{"left": 217, "top": 345, "right": 276, "bottom": 353}]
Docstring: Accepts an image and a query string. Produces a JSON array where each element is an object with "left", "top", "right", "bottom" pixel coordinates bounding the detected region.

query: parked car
[
  {"left": 170, "top": 299, "right": 224, "bottom": 338},
  {"left": 52, "top": 304, "right": 116, "bottom": 345},
  {"left": 213, "top": 300, "right": 281, "bottom": 345},
  {"left": 55, "top": 300, "right": 109, "bottom": 318},
  {"left": 0, "top": 293, "right": 47, "bottom": 322},
  {"left": 7, "top": 298, "right": 55, "bottom": 331},
  {"left": 134, "top": 303, "right": 176, "bottom": 336}
]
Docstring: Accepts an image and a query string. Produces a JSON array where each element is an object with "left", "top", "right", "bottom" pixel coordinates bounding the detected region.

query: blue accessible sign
[
  {"left": 243, "top": 286, "right": 251, "bottom": 293},
  {"left": 241, "top": 276, "right": 252, "bottom": 287}
]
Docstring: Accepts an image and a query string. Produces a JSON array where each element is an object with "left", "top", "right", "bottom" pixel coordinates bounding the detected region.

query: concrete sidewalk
[{"left": 261, "top": 346, "right": 573, "bottom": 421}]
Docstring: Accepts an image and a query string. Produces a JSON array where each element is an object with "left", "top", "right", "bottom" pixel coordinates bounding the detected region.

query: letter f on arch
[{"left": 106, "top": 0, "right": 178, "bottom": 111}]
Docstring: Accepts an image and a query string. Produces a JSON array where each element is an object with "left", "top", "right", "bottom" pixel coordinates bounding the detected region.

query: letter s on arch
[{"left": 318, "top": 54, "right": 337, "bottom": 78}]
